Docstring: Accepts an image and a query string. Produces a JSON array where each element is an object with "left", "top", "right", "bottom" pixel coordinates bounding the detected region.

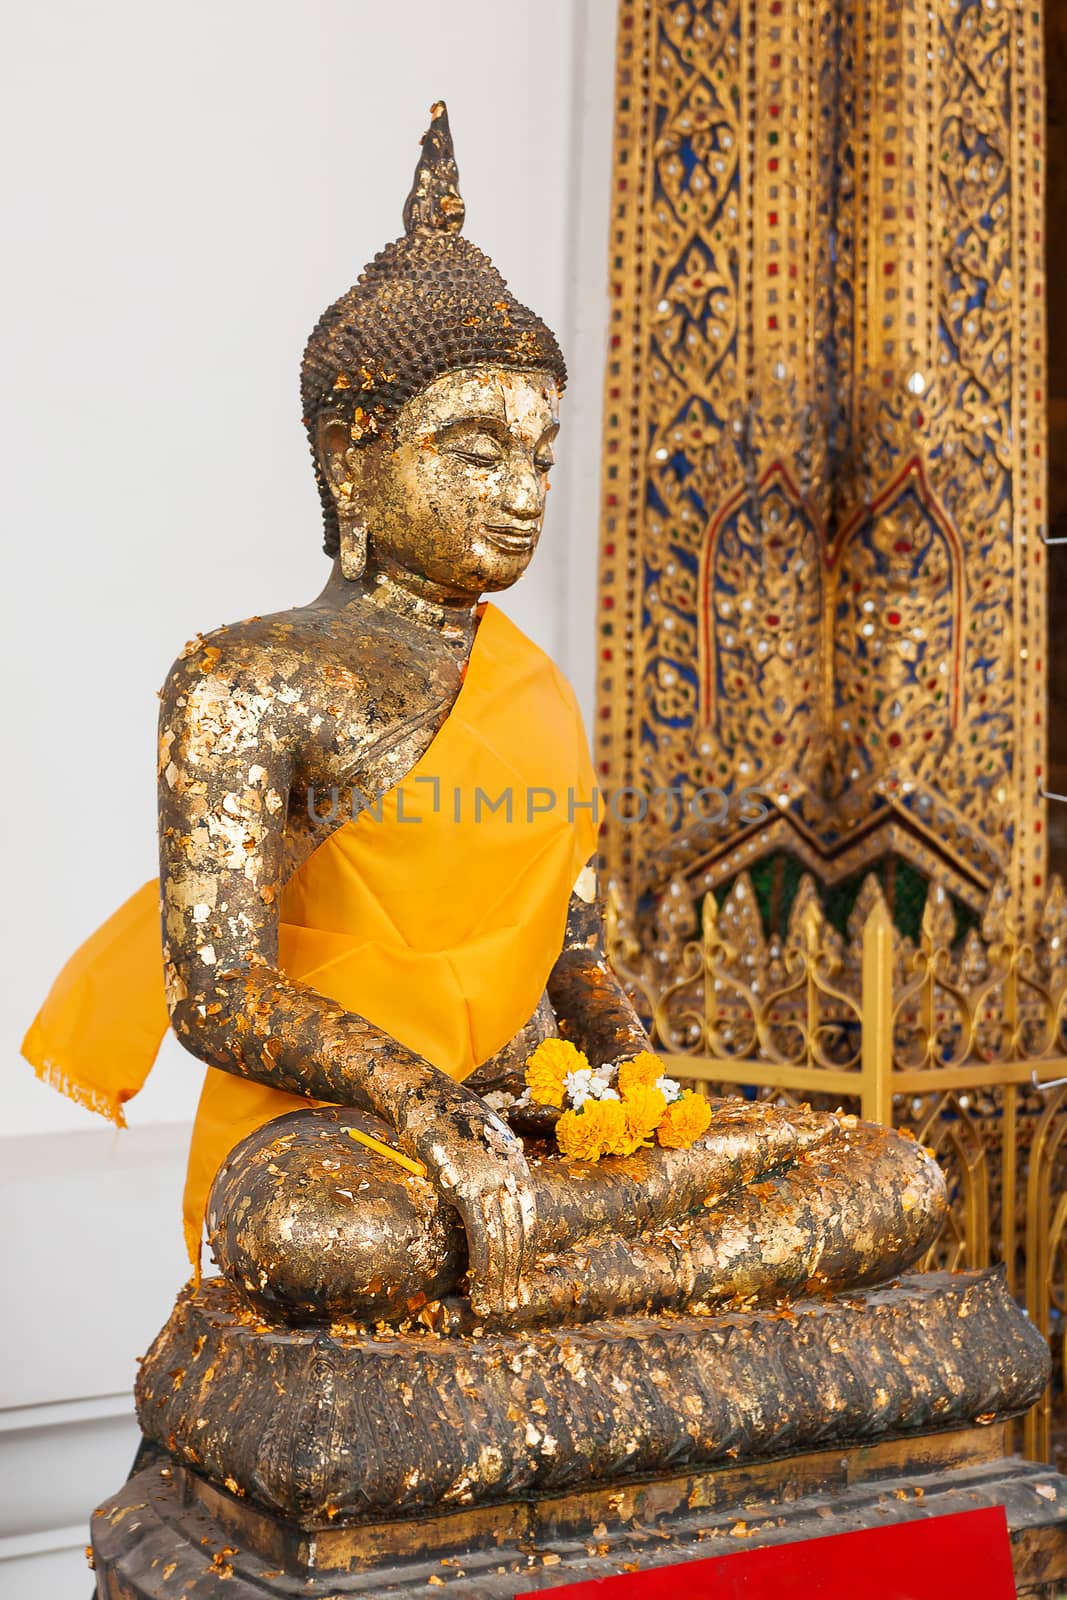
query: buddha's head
[{"left": 300, "top": 103, "right": 567, "bottom": 601}]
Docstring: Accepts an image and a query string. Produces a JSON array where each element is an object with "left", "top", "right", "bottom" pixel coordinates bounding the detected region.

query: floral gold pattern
[
  {"left": 596, "top": 0, "right": 1047, "bottom": 923},
  {"left": 606, "top": 866, "right": 1067, "bottom": 1458}
]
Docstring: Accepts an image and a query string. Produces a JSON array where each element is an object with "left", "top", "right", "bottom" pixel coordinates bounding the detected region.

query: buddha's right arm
[
  {"left": 157, "top": 645, "right": 438, "bottom": 1128},
  {"left": 159, "top": 644, "right": 536, "bottom": 1315}
]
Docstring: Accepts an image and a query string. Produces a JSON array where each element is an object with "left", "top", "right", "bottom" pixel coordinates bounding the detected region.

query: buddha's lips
[{"left": 483, "top": 524, "right": 539, "bottom": 553}]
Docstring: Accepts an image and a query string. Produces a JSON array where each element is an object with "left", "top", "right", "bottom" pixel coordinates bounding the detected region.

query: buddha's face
[{"left": 321, "top": 368, "right": 559, "bottom": 599}]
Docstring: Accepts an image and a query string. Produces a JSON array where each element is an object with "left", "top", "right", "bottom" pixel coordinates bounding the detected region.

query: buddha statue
[
  {"left": 25, "top": 101, "right": 941, "bottom": 1315},
  {"left": 25, "top": 104, "right": 1054, "bottom": 1595}
]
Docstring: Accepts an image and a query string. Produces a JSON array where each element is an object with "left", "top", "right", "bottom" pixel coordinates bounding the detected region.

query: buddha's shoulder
[{"left": 159, "top": 599, "right": 442, "bottom": 717}]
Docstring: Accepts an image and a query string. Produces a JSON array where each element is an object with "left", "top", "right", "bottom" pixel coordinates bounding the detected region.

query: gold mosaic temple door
[{"left": 595, "top": 0, "right": 1067, "bottom": 1460}]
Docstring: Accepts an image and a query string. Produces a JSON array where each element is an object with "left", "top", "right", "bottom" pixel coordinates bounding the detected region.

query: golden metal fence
[{"left": 606, "top": 870, "right": 1067, "bottom": 1461}]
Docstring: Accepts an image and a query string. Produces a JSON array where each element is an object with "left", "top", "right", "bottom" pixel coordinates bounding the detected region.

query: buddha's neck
[{"left": 321, "top": 559, "right": 480, "bottom": 647}]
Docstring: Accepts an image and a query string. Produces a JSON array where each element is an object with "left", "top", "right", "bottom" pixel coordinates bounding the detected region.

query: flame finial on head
[{"left": 403, "top": 101, "right": 466, "bottom": 236}]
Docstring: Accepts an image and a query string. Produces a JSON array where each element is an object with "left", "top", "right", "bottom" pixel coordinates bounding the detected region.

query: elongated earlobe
[
  {"left": 317, "top": 416, "right": 368, "bottom": 579},
  {"left": 338, "top": 503, "right": 368, "bottom": 580}
]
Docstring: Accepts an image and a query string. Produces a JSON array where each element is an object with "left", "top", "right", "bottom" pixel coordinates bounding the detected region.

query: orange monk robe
[{"left": 21, "top": 603, "right": 599, "bottom": 1261}]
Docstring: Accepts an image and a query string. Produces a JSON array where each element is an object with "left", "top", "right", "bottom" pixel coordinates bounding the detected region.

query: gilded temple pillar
[{"left": 597, "top": 0, "right": 1048, "bottom": 926}]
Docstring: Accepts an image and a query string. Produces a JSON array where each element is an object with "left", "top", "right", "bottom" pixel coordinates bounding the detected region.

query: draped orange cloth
[{"left": 21, "top": 603, "right": 599, "bottom": 1261}]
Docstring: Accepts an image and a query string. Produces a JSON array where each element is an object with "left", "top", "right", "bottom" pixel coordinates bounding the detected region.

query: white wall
[{"left": 0, "top": 2, "right": 616, "bottom": 1592}]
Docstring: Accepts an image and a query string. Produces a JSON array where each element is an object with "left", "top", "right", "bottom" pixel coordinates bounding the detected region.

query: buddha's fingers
[
  {"left": 466, "top": 1181, "right": 534, "bottom": 1319},
  {"left": 503, "top": 1162, "right": 538, "bottom": 1310},
  {"left": 515, "top": 1166, "right": 538, "bottom": 1292},
  {"left": 462, "top": 1188, "right": 502, "bottom": 1314}
]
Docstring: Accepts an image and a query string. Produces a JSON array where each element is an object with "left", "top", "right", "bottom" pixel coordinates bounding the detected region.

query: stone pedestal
[
  {"left": 91, "top": 1428, "right": 1067, "bottom": 1597},
  {"left": 90, "top": 1267, "right": 1067, "bottom": 1596}
]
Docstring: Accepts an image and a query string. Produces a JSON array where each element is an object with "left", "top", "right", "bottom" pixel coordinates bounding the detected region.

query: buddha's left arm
[{"left": 545, "top": 857, "right": 653, "bottom": 1069}]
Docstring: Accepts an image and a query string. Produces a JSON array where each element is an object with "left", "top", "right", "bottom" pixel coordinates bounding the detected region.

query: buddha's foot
[{"left": 208, "top": 1103, "right": 946, "bottom": 1328}]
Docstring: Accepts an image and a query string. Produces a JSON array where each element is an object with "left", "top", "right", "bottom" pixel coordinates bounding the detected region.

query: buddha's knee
[{"left": 206, "top": 1107, "right": 465, "bottom": 1324}]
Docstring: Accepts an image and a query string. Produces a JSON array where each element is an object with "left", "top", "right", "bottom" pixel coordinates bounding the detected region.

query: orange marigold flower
[
  {"left": 556, "top": 1098, "right": 628, "bottom": 1162},
  {"left": 525, "top": 1037, "right": 588, "bottom": 1108},
  {"left": 617, "top": 1051, "right": 666, "bottom": 1097},
  {"left": 657, "top": 1090, "right": 712, "bottom": 1150},
  {"left": 619, "top": 1084, "right": 667, "bottom": 1154}
]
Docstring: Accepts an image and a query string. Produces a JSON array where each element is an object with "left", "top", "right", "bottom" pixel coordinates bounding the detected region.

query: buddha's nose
[{"left": 501, "top": 466, "right": 542, "bottom": 520}]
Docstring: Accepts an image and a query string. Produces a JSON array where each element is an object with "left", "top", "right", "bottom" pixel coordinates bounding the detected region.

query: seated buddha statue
[{"left": 22, "top": 103, "right": 944, "bottom": 1330}]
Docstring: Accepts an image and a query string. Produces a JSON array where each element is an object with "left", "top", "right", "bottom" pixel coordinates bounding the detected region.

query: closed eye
[
  {"left": 441, "top": 428, "right": 504, "bottom": 468},
  {"left": 436, "top": 417, "right": 507, "bottom": 465},
  {"left": 451, "top": 445, "right": 502, "bottom": 467}
]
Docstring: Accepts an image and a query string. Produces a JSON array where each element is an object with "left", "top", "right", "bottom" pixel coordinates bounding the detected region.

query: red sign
[{"left": 529, "top": 1507, "right": 1016, "bottom": 1598}]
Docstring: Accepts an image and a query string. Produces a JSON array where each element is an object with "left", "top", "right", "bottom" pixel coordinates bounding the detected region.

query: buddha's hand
[{"left": 399, "top": 1080, "right": 537, "bottom": 1318}]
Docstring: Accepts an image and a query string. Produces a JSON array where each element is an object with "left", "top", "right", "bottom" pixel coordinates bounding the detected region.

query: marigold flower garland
[{"left": 518, "top": 1038, "right": 711, "bottom": 1162}]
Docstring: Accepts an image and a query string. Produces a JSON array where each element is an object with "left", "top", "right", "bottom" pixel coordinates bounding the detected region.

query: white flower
[
  {"left": 564, "top": 1067, "right": 594, "bottom": 1107},
  {"left": 483, "top": 1090, "right": 516, "bottom": 1112},
  {"left": 656, "top": 1076, "right": 682, "bottom": 1103},
  {"left": 512, "top": 1089, "right": 532, "bottom": 1109},
  {"left": 588, "top": 1067, "right": 618, "bottom": 1100}
]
